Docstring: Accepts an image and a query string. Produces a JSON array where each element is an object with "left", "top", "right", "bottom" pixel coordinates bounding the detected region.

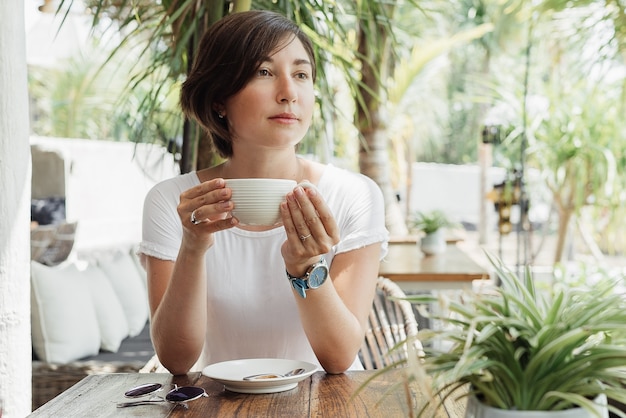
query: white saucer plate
[{"left": 202, "top": 358, "right": 318, "bottom": 394}]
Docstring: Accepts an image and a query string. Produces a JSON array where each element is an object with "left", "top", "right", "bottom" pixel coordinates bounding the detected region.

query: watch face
[{"left": 308, "top": 265, "right": 328, "bottom": 289}]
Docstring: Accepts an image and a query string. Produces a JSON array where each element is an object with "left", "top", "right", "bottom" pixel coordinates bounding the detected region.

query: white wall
[
  {"left": 31, "top": 137, "right": 179, "bottom": 251},
  {"left": 408, "top": 162, "right": 549, "bottom": 229},
  {"left": 409, "top": 163, "right": 505, "bottom": 227}
]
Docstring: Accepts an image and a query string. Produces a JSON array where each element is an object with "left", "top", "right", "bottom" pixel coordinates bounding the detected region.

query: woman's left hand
[{"left": 280, "top": 183, "right": 340, "bottom": 277}]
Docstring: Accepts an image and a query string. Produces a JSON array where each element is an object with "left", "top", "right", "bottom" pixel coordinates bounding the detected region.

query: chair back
[
  {"left": 31, "top": 221, "right": 77, "bottom": 266},
  {"left": 359, "top": 277, "right": 423, "bottom": 370}
]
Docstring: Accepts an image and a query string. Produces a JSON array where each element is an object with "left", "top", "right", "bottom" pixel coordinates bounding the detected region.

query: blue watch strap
[
  {"left": 290, "top": 278, "right": 309, "bottom": 299},
  {"left": 286, "top": 258, "right": 327, "bottom": 299}
]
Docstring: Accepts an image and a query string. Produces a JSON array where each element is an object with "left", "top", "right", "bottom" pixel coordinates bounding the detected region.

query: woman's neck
[{"left": 220, "top": 156, "right": 305, "bottom": 182}]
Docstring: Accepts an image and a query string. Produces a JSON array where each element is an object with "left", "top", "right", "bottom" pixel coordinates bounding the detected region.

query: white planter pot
[
  {"left": 465, "top": 395, "right": 608, "bottom": 418},
  {"left": 420, "top": 229, "right": 446, "bottom": 255}
]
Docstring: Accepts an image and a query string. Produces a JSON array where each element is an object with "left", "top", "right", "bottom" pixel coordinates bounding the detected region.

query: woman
[{"left": 139, "top": 10, "right": 388, "bottom": 375}]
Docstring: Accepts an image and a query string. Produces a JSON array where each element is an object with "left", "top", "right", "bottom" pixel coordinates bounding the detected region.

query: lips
[{"left": 269, "top": 112, "right": 298, "bottom": 121}]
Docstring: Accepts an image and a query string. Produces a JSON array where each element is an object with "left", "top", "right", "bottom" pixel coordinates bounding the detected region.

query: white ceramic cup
[{"left": 225, "top": 178, "right": 297, "bottom": 225}]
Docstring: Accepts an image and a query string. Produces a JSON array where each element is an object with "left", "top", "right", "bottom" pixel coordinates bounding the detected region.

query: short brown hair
[{"left": 180, "top": 10, "right": 316, "bottom": 159}]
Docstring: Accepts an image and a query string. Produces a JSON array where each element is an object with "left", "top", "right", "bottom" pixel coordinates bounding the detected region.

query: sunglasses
[{"left": 117, "top": 383, "right": 208, "bottom": 409}]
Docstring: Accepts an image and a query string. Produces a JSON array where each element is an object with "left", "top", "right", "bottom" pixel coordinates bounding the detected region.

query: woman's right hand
[{"left": 177, "top": 178, "right": 238, "bottom": 252}]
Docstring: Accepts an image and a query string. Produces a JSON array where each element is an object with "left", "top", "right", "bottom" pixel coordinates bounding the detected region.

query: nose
[{"left": 276, "top": 77, "right": 297, "bottom": 103}]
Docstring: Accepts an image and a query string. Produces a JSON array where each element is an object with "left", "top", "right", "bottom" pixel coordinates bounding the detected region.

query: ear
[{"left": 212, "top": 104, "right": 225, "bottom": 117}]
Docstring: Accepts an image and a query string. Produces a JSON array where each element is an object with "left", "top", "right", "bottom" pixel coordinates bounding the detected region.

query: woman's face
[{"left": 223, "top": 35, "right": 315, "bottom": 154}]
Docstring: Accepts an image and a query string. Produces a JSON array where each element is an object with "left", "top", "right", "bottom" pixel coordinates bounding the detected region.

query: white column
[{"left": 0, "top": 1, "right": 33, "bottom": 416}]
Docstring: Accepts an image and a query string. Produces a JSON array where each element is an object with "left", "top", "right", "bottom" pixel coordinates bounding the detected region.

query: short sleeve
[
  {"left": 138, "top": 173, "right": 199, "bottom": 261},
  {"left": 322, "top": 167, "right": 389, "bottom": 259}
]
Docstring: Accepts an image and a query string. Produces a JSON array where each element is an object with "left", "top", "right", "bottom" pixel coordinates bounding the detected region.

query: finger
[
  {"left": 191, "top": 216, "right": 238, "bottom": 231},
  {"left": 299, "top": 186, "right": 340, "bottom": 244},
  {"left": 189, "top": 197, "right": 233, "bottom": 224},
  {"left": 180, "top": 178, "right": 225, "bottom": 201},
  {"left": 180, "top": 179, "right": 233, "bottom": 222},
  {"left": 183, "top": 215, "right": 237, "bottom": 250},
  {"left": 293, "top": 186, "right": 328, "bottom": 237},
  {"left": 280, "top": 201, "right": 303, "bottom": 247},
  {"left": 286, "top": 188, "right": 313, "bottom": 240}
]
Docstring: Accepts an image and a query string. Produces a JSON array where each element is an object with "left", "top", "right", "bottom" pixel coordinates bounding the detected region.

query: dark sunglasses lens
[
  {"left": 166, "top": 386, "right": 206, "bottom": 402},
  {"left": 124, "top": 383, "right": 162, "bottom": 398}
]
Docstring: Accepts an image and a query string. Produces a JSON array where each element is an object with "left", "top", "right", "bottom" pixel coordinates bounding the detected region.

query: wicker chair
[
  {"left": 359, "top": 277, "right": 423, "bottom": 370},
  {"left": 31, "top": 221, "right": 77, "bottom": 266}
]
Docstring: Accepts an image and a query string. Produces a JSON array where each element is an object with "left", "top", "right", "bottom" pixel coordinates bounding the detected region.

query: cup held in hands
[{"left": 225, "top": 178, "right": 297, "bottom": 226}]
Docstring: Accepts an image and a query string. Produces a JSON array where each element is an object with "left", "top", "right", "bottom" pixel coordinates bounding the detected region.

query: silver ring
[
  {"left": 300, "top": 233, "right": 312, "bottom": 242},
  {"left": 190, "top": 210, "right": 202, "bottom": 225}
]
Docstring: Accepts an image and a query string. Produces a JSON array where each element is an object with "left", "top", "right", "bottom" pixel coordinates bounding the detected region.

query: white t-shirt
[{"left": 139, "top": 164, "right": 389, "bottom": 371}]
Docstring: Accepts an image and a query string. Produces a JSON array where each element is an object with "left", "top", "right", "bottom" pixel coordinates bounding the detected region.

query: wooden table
[
  {"left": 379, "top": 242, "right": 489, "bottom": 291},
  {"left": 28, "top": 370, "right": 465, "bottom": 418}
]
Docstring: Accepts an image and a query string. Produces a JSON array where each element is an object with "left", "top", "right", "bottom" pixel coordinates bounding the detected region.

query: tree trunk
[
  {"left": 179, "top": 0, "right": 227, "bottom": 173},
  {"left": 478, "top": 142, "right": 493, "bottom": 245},
  {"left": 359, "top": 129, "right": 407, "bottom": 236},
  {"left": 180, "top": 117, "right": 197, "bottom": 173},
  {"left": 0, "top": 1, "right": 33, "bottom": 415},
  {"left": 554, "top": 206, "right": 573, "bottom": 265},
  {"left": 355, "top": 13, "right": 408, "bottom": 236},
  {"left": 551, "top": 163, "right": 594, "bottom": 264}
]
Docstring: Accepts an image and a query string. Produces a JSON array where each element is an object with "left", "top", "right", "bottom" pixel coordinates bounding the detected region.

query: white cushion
[
  {"left": 98, "top": 251, "right": 149, "bottom": 336},
  {"left": 81, "top": 263, "right": 130, "bottom": 352},
  {"left": 128, "top": 248, "right": 148, "bottom": 290},
  {"left": 31, "top": 261, "right": 101, "bottom": 364}
]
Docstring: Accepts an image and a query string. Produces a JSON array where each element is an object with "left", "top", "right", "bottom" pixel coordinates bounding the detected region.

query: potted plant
[
  {"left": 409, "top": 210, "right": 453, "bottom": 255},
  {"left": 384, "top": 254, "right": 626, "bottom": 418}
]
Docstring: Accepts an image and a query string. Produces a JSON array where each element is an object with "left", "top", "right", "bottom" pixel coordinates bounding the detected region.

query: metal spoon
[{"left": 243, "top": 368, "right": 306, "bottom": 380}]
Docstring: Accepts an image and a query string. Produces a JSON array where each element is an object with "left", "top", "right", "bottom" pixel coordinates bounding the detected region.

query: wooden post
[{"left": 478, "top": 142, "right": 493, "bottom": 245}]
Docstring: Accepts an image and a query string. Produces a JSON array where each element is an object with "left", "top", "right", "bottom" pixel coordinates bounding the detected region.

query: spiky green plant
[
  {"left": 395, "top": 253, "right": 626, "bottom": 417},
  {"left": 409, "top": 210, "right": 453, "bottom": 235}
]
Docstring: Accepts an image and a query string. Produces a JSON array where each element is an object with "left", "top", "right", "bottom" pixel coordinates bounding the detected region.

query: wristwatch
[{"left": 286, "top": 257, "right": 329, "bottom": 298}]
